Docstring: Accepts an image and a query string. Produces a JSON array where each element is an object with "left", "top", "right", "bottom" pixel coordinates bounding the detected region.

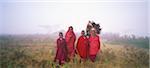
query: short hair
[
  {"left": 69, "top": 26, "right": 73, "bottom": 29},
  {"left": 59, "top": 32, "right": 63, "bottom": 35},
  {"left": 81, "top": 30, "right": 85, "bottom": 32}
]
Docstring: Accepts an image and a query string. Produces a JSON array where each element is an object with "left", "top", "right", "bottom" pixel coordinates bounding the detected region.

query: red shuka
[
  {"left": 89, "top": 35, "right": 100, "bottom": 56},
  {"left": 54, "top": 38, "right": 68, "bottom": 64},
  {"left": 65, "top": 30, "right": 76, "bottom": 58},
  {"left": 76, "top": 36, "right": 89, "bottom": 59}
]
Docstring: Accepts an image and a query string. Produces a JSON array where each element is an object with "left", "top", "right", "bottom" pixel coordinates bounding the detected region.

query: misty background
[{"left": 0, "top": 0, "right": 149, "bottom": 37}]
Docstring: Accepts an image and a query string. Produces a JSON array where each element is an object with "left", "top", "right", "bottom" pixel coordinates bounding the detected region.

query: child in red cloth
[
  {"left": 65, "top": 26, "right": 76, "bottom": 61},
  {"left": 76, "top": 30, "right": 89, "bottom": 62},
  {"left": 89, "top": 28, "right": 101, "bottom": 62},
  {"left": 54, "top": 32, "right": 68, "bottom": 65}
]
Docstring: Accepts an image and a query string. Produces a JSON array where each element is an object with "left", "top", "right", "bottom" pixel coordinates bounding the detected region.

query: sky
[{"left": 0, "top": 0, "right": 149, "bottom": 36}]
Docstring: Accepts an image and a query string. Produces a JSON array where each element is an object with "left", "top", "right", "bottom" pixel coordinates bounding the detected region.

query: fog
[{"left": 0, "top": 0, "right": 149, "bottom": 36}]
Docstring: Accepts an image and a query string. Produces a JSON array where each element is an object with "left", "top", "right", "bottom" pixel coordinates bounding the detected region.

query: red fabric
[
  {"left": 89, "top": 55, "right": 96, "bottom": 62},
  {"left": 65, "top": 30, "right": 76, "bottom": 58},
  {"left": 54, "top": 38, "right": 68, "bottom": 64},
  {"left": 89, "top": 35, "right": 100, "bottom": 55},
  {"left": 76, "top": 36, "right": 89, "bottom": 59}
]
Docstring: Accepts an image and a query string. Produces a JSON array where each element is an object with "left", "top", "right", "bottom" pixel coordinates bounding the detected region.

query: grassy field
[{"left": 0, "top": 35, "right": 149, "bottom": 68}]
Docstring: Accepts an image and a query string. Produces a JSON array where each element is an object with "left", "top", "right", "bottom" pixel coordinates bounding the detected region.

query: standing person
[
  {"left": 54, "top": 32, "right": 68, "bottom": 65},
  {"left": 89, "top": 28, "right": 101, "bottom": 62},
  {"left": 76, "top": 30, "right": 89, "bottom": 62},
  {"left": 65, "top": 26, "right": 76, "bottom": 62}
]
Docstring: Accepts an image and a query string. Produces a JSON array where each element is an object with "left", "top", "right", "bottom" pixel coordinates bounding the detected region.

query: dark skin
[
  {"left": 57, "top": 33, "right": 69, "bottom": 64},
  {"left": 81, "top": 31, "right": 85, "bottom": 36},
  {"left": 69, "top": 27, "right": 73, "bottom": 32},
  {"left": 67, "top": 27, "right": 76, "bottom": 62},
  {"left": 79, "top": 30, "right": 89, "bottom": 63},
  {"left": 68, "top": 27, "right": 74, "bottom": 42},
  {"left": 59, "top": 33, "right": 63, "bottom": 40}
]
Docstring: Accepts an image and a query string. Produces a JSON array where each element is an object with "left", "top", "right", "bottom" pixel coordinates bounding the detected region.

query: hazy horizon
[{"left": 0, "top": 0, "right": 149, "bottom": 36}]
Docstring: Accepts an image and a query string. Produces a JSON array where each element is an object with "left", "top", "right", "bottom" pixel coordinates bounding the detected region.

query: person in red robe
[
  {"left": 76, "top": 30, "right": 89, "bottom": 62},
  {"left": 54, "top": 32, "right": 68, "bottom": 65},
  {"left": 89, "top": 28, "right": 100, "bottom": 62},
  {"left": 65, "top": 26, "right": 76, "bottom": 61}
]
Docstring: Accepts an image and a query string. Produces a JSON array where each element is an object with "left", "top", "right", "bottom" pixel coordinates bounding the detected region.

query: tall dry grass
[
  {"left": 0, "top": 43, "right": 149, "bottom": 68},
  {"left": 0, "top": 35, "right": 149, "bottom": 68}
]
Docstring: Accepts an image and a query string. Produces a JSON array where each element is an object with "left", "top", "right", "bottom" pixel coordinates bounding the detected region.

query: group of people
[{"left": 54, "top": 21, "right": 101, "bottom": 65}]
